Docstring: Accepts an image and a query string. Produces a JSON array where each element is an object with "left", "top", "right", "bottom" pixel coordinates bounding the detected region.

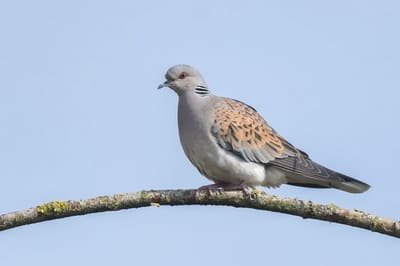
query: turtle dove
[{"left": 158, "top": 64, "right": 370, "bottom": 194}]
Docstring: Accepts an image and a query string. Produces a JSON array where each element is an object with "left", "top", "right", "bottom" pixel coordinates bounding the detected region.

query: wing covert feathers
[{"left": 211, "top": 98, "right": 295, "bottom": 163}]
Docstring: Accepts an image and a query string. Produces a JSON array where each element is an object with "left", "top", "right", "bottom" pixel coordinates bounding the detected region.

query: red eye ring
[{"left": 179, "top": 72, "right": 187, "bottom": 79}]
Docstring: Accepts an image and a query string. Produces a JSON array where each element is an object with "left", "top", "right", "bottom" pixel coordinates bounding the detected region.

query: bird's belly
[{"left": 183, "top": 138, "right": 286, "bottom": 187}]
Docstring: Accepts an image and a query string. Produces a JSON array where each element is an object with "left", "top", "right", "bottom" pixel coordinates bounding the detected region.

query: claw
[
  {"left": 238, "top": 181, "right": 252, "bottom": 196},
  {"left": 196, "top": 181, "right": 253, "bottom": 197},
  {"left": 196, "top": 183, "right": 226, "bottom": 196}
]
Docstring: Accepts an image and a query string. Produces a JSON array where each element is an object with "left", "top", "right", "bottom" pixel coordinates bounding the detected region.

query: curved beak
[{"left": 158, "top": 81, "right": 170, "bottom": 90}]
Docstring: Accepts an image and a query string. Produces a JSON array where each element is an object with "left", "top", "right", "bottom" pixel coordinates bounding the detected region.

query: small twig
[{"left": 0, "top": 189, "right": 398, "bottom": 238}]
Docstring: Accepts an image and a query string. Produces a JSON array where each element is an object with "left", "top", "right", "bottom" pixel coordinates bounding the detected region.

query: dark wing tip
[
  {"left": 332, "top": 172, "right": 370, "bottom": 193},
  {"left": 272, "top": 156, "right": 370, "bottom": 193}
]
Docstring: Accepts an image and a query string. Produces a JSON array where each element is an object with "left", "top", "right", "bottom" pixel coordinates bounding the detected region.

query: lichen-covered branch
[{"left": 0, "top": 189, "right": 398, "bottom": 238}]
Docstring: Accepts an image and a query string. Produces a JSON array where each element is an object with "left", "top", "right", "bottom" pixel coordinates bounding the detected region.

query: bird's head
[{"left": 158, "top": 64, "right": 209, "bottom": 96}]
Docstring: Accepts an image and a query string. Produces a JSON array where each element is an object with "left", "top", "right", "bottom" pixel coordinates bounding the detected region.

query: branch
[{"left": 0, "top": 189, "right": 398, "bottom": 238}]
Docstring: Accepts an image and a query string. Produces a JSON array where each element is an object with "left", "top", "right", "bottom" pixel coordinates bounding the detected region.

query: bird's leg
[
  {"left": 196, "top": 181, "right": 252, "bottom": 196},
  {"left": 220, "top": 181, "right": 252, "bottom": 196},
  {"left": 196, "top": 182, "right": 226, "bottom": 196}
]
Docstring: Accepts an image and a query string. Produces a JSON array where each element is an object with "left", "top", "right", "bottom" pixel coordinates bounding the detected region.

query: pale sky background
[{"left": 0, "top": 1, "right": 399, "bottom": 265}]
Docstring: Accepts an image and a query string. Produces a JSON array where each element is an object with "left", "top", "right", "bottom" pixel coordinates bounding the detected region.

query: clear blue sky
[{"left": 0, "top": 1, "right": 399, "bottom": 265}]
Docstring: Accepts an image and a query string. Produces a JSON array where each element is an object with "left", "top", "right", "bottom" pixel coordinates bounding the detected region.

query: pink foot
[
  {"left": 222, "top": 181, "right": 252, "bottom": 196},
  {"left": 196, "top": 181, "right": 252, "bottom": 196},
  {"left": 196, "top": 183, "right": 226, "bottom": 196}
]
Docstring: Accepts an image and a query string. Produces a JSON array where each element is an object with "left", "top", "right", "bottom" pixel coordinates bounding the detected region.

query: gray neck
[
  {"left": 178, "top": 86, "right": 215, "bottom": 138},
  {"left": 178, "top": 83, "right": 214, "bottom": 117}
]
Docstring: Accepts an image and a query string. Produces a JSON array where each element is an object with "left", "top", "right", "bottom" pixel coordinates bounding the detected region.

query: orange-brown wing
[{"left": 211, "top": 98, "right": 298, "bottom": 163}]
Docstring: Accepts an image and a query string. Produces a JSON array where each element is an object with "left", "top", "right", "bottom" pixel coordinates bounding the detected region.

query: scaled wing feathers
[{"left": 211, "top": 98, "right": 297, "bottom": 163}]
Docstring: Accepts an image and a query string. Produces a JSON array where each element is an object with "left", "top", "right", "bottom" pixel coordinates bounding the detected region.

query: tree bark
[{"left": 0, "top": 189, "right": 398, "bottom": 238}]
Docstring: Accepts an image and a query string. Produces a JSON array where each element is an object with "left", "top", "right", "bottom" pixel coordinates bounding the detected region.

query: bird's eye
[{"left": 179, "top": 72, "right": 187, "bottom": 79}]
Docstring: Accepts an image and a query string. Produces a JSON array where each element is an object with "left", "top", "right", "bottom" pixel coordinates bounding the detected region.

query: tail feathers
[
  {"left": 287, "top": 171, "right": 370, "bottom": 193},
  {"left": 272, "top": 156, "right": 371, "bottom": 193}
]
